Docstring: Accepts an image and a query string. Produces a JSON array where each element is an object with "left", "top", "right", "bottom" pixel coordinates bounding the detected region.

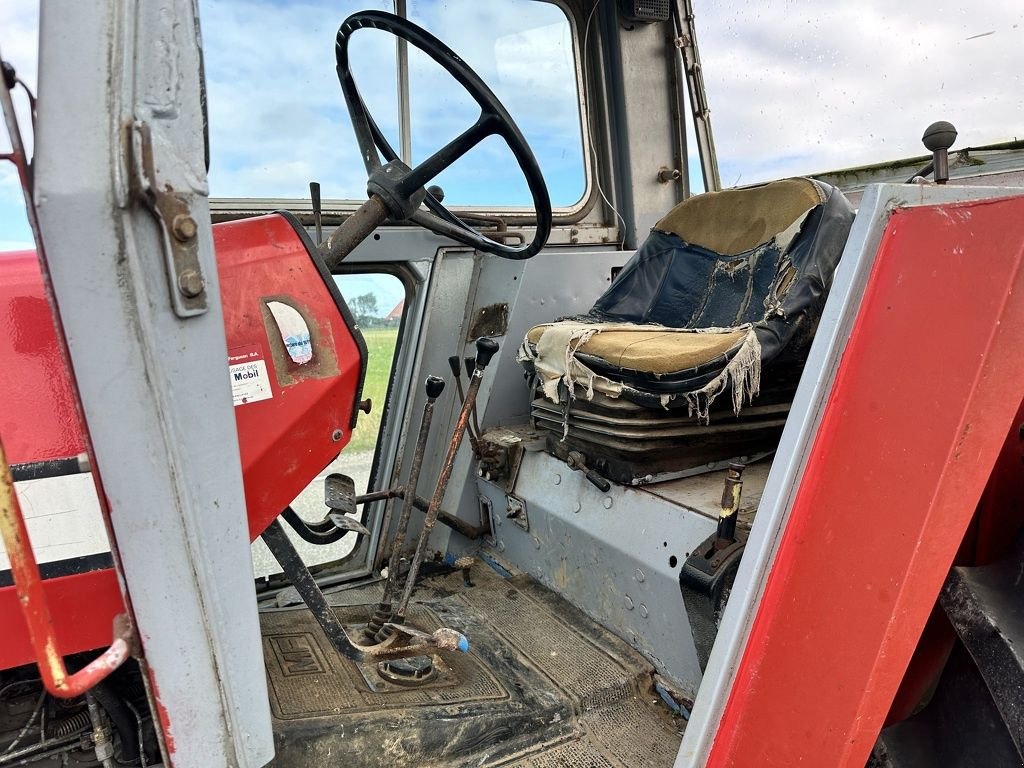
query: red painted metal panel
[
  {"left": 215, "top": 214, "right": 364, "bottom": 536},
  {"left": 0, "top": 568, "right": 124, "bottom": 671},
  {"left": 0, "top": 251, "right": 87, "bottom": 463},
  {"left": 0, "top": 213, "right": 365, "bottom": 671},
  {"left": 706, "top": 196, "right": 1024, "bottom": 767}
]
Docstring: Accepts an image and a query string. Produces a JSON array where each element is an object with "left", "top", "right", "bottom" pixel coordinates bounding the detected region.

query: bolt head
[
  {"left": 172, "top": 214, "right": 198, "bottom": 241},
  {"left": 625, "top": 595, "right": 634, "bottom": 610},
  {"left": 177, "top": 268, "right": 205, "bottom": 298},
  {"left": 639, "top": 604, "right": 649, "bottom": 619},
  {"left": 331, "top": 428, "right": 343, "bottom": 442}
]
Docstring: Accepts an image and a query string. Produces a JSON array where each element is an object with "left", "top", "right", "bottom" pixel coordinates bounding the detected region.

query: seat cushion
[
  {"left": 525, "top": 323, "right": 746, "bottom": 374},
  {"left": 518, "top": 321, "right": 762, "bottom": 423}
]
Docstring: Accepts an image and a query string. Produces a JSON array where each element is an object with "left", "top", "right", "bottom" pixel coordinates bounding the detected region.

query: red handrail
[{"left": 0, "top": 437, "right": 132, "bottom": 698}]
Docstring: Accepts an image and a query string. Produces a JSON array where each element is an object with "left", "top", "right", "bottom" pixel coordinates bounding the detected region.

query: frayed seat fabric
[{"left": 519, "top": 177, "right": 855, "bottom": 423}]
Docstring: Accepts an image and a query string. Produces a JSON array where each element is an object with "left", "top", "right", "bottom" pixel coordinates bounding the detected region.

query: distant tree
[{"left": 351, "top": 292, "right": 379, "bottom": 326}]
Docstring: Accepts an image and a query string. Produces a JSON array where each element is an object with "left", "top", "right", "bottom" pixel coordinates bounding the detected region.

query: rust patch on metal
[{"left": 466, "top": 302, "right": 509, "bottom": 341}]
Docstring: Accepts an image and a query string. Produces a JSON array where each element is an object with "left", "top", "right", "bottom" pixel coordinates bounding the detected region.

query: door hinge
[{"left": 128, "top": 120, "right": 208, "bottom": 317}]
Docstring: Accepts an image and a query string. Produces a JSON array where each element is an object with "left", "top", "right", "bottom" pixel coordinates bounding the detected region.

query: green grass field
[{"left": 348, "top": 326, "right": 399, "bottom": 453}]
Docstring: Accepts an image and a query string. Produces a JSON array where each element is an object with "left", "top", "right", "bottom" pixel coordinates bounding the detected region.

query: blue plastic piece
[{"left": 457, "top": 635, "right": 470, "bottom": 653}]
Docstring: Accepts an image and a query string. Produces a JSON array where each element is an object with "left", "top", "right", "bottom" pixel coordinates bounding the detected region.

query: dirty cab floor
[{"left": 260, "top": 566, "right": 684, "bottom": 767}]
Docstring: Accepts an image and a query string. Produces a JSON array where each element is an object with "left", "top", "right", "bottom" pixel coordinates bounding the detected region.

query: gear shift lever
[{"left": 365, "top": 375, "right": 445, "bottom": 642}]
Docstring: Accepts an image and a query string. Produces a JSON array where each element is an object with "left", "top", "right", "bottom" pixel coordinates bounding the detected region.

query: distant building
[{"left": 385, "top": 299, "right": 404, "bottom": 326}]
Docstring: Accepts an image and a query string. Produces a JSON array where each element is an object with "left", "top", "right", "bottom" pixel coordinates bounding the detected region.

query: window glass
[
  {"left": 695, "top": 0, "right": 1023, "bottom": 187},
  {"left": 0, "top": 1, "right": 38, "bottom": 251},
  {"left": 250, "top": 272, "right": 405, "bottom": 578},
  {"left": 199, "top": 0, "right": 586, "bottom": 207}
]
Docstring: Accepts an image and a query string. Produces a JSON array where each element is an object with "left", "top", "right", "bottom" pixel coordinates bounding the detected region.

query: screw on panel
[
  {"left": 533, "top": 536, "right": 541, "bottom": 550},
  {"left": 171, "top": 213, "right": 198, "bottom": 241},
  {"left": 602, "top": 497, "right": 613, "bottom": 509},
  {"left": 553, "top": 473, "right": 561, "bottom": 485},
  {"left": 634, "top": 568, "right": 645, "bottom": 583},
  {"left": 331, "top": 429, "right": 344, "bottom": 442},
  {"left": 573, "top": 501, "right": 581, "bottom": 513},
  {"left": 624, "top": 595, "right": 634, "bottom": 611},
  {"left": 639, "top": 604, "right": 649, "bottom": 619},
  {"left": 177, "top": 269, "right": 205, "bottom": 298}
]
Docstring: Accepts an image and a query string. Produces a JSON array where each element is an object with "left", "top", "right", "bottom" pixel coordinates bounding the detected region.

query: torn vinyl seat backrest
[{"left": 517, "top": 178, "right": 856, "bottom": 484}]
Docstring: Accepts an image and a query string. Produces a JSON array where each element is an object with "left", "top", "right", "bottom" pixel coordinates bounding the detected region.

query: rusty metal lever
[
  {"left": 394, "top": 338, "right": 498, "bottom": 624},
  {"left": 0, "top": 437, "right": 133, "bottom": 698},
  {"left": 365, "top": 375, "right": 446, "bottom": 642},
  {"left": 261, "top": 518, "right": 467, "bottom": 661}
]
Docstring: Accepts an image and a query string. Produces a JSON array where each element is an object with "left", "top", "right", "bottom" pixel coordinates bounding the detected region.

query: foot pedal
[
  {"left": 325, "top": 472, "right": 357, "bottom": 514},
  {"left": 325, "top": 473, "right": 370, "bottom": 535}
]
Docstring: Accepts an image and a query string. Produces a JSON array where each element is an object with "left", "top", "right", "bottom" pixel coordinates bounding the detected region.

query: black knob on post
[
  {"left": 425, "top": 375, "right": 445, "bottom": 400},
  {"left": 447, "top": 356, "right": 462, "bottom": 379},
  {"left": 475, "top": 337, "right": 499, "bottom": 368},
  {"left": 922, "top": 121, "right": 957, "bottom": 185},
  {"left": 427, "top": 185, "right": 445, "bottom": 203},
  {"left": 464, "top": 357, "right": 475, "bottom": 378}
]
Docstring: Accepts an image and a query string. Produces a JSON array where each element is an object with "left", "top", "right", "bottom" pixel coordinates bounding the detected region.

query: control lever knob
[
  {"left": 475, "top": 337, "right": 499, "bottom": 368},
  {"left": 922, "top": 121, "right": 957, "bottom": 185},
  {"left": 425, "top": 375, "right": 446, "bottom": 400},
  {"left": 464, "top": 357, "right": 475, "bottom": 378},
  {"left": 447, "top": 356, "right": 462, "bottom": 378},
  {"left": 427, "top": 184, "right": 445, "bottom": 203},
  {"left": 922, "top": 120, "right": 957, "bottom": 152}
]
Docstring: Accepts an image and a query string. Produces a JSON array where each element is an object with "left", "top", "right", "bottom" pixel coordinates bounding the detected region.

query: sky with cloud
[{"left": 1, "top": 0, "right": 1021, "bottom": 253}]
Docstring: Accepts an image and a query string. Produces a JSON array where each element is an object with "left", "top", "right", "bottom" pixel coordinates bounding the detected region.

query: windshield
[
  {"left": 695, "top": 0, "right": 1023, "bottom": 188},
  {"left": 4, "top": 1, "right": 1022, "bottom": 248},
  {"left": 200, "top": 0, "right": 586, "bottom": 208}
]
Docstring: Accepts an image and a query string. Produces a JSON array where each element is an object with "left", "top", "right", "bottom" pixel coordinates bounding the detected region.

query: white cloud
[
  {"left": 198, "top": 0, "right": 586, "bottom": 205},
  {"left": 695, "top": 0, "right": 1024, "bottom": 185},
  {"left": 1, "top": 0, "right": 1020, "bottom": 224}
]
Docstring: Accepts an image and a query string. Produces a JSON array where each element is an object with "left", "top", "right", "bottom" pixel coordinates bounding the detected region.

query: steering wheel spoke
[
  {"left": 335, "top": 11, "right": 552, "bottom": 259},
  {"left": 400, "top": 112, "right": 497, "bottom": 197}
]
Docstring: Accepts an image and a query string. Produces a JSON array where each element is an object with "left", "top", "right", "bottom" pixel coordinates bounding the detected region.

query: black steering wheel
[{"left": 335, "top": 11, "right": 552, "bottom": 260}]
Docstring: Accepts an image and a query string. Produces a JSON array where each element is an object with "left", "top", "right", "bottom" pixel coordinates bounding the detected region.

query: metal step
[{"left": 940, "top": 546, "right": 1024, "bottom": 755}]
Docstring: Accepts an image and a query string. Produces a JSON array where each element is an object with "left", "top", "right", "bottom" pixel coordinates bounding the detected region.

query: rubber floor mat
[{"left": 261, "top": 566, "right": 684, "bottom": 766}]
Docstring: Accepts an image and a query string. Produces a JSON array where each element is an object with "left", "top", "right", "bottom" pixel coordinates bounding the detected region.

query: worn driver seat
[{"left": 518, "top": 177, "right": 855, "bottom": 484}]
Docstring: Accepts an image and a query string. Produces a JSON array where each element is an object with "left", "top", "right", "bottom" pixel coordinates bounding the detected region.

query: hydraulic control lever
[
  {"left": 447, "top": 355, "right": 480, "bottom": 453},
  {"left": 394, "top": 337, "right": 499, "bottom": 624},
  {"left": 365, "top": 375, "right": 446, "bottom": 642},
  {"left": 462, "top": 357, "right": 484, "bottom": 447}
]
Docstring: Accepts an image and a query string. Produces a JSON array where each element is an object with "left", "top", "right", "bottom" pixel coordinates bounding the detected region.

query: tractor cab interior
[{"left": 3, "top": 1, "right": 1024, "bottom": 768}]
